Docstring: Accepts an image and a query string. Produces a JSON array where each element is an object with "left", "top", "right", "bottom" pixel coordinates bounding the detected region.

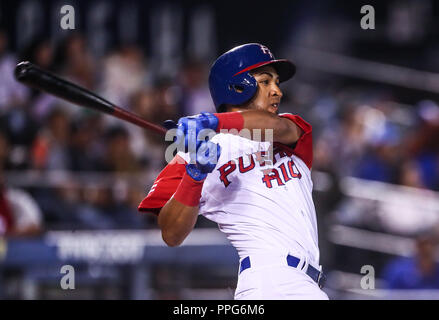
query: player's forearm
[
  {"left": 242, "top": 110, "right": 300, "bottom": 144},
  {"left": 158, "top": 170, "right": 205, "bottom": 247},
  {"left": 216, "top": 110, "right": 301, "bottom": 145},
  {"left": 158, "top": 198, "right": 199, "bottom": 247}
]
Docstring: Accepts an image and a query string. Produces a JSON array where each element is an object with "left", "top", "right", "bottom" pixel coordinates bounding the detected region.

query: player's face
[{"left": 249, "top": 65, "right": 283, "bottom": 114}]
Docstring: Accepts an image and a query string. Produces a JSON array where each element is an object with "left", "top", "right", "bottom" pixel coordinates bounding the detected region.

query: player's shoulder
[
  {"left": 278, "top": 113, "right": 311, "bottom": 124},
  {"left": 278, "top": 113, "right": 312, "bottom": 132}
]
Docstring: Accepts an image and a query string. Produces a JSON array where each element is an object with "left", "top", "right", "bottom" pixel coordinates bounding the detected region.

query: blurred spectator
[
  {"left": 99, "top": 44, "right": 149, "bottom": 108},
  {"left": 0, "top": 131, "right": 43, "bottom": 237},
  {"left": 404, "top": 101, "right": 439, "bottom": 190},
  {"left": 353, "top": 143, "right": 401, "bottom": 184},
  {"left": 53, "top": 33, "right": 96, "bottom": 89},
  {"left": 75, "top": 185, "right": 140, "bottom": 230},
  {"left": 0, "top": 101, "right": 38, "bottom": 170},
  {"left": 315, "top": 106, "right": 368, "bottom": 177},
  {"left": 127, "top": 89, "right": 172, "bottom": 170},
  {"left": 130, "top": 89, "right": 156, "bottom": 120},
  {"left": 382, "top": 228, "right": 439, "bottom": 289},
  {"left": 102, "top": 126, "right": 141, "bottom": 173},
  {"left": 0, "top": 130, "right": 12, "bottom": 171},
  {"left": 178, "top": 59, "right": 215, "bottom": 115},
  {"left": 28, "top": 33, "right": 98, "bottom": 122},
  {"left": 19, "top": 36, "right": 53, "bottom": 70},
  {"left": 352, "top": 105, "right": 404, "bottom": 184},
  {"left": 19, "top": 36, "right": 58, "bottom": 123},
  {"left": 398, "top": 160, "right": 426, "bottom": 189},
  {"left": 0, "top": 29, "right": 29, "bottom": 114},
  {"left": 153, "top": 80, "right": 180, "bottom": 122},
  {"left": 31, "top": 107, "right": 71, "bottom": 170},
  {"left": 0, "top": 185, "right": 43, "bottom": 237},
  {"left": 69, "top": 114, "right": 105, "bottom": 171},
  {"left": 0, "top": 31, "right": 42, "bottom": 170}
]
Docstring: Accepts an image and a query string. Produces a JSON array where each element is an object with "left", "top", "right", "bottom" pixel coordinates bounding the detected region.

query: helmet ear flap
[{"left": 223, "top": 72, "right": 257, "bottom": 107}]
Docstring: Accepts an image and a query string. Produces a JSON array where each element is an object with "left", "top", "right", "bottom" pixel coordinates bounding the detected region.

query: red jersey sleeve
[
  {"left": 138, "top": 155, "right": 187, "bottom": 215},
  {"left": 277, "top": 113, "right": 313, "bottom": 169}
]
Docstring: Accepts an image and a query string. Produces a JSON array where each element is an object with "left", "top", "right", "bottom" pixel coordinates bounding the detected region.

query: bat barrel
[
  {"left": 14, "top": 61, "right": 33, "bottom": 81},
  {"left": 14, "top": 61, "right": 167, "bottom": 136},
  {"left": 14, "top": 61, "right": 116, "bottom": 115}
]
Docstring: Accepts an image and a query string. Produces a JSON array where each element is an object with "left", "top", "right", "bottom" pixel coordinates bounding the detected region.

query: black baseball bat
[{"left": 14, "top": 61, "right": 168, "bottom": 136}]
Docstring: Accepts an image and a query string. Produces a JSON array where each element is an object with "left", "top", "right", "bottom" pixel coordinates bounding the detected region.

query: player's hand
[
  {"left": 186, "top": 140, "right": 221, "bottom": 181},
  {"left": 177, "top": 113, "right": 219, "bottom": 150}
]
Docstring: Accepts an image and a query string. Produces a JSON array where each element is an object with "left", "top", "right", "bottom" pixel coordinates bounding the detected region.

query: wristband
[
  {"left": 214, "top": 112, "right": 244, "bottom": 132},
  {"left": 173, "top": 172, "right": 205, "bottom": 207}
]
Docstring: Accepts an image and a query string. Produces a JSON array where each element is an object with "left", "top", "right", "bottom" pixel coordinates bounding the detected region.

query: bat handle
[{"left": 112, "top": 108, "right": 168, "bottom": 136}]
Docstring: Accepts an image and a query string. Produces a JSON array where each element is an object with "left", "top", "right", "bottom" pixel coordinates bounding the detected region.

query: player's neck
[{"left": 225, "top": 106, "right": 250, "bottom": 113}]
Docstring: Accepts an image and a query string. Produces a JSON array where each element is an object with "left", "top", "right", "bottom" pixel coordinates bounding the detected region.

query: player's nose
[{"left": 271, "top": 84, "right": 283, "bottom": 98}]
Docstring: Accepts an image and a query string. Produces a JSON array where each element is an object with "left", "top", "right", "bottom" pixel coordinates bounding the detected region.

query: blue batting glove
[
  {"left": 177, "top": 112, "right": 219, "bottom": 151},
  {"left": 186, "top": 141, "right": 221, "bottom": 181}
]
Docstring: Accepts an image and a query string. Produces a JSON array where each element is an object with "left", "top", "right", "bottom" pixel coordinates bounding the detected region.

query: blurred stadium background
[{"left": 0, "top": 0, "right": 439, "bottom": 300}]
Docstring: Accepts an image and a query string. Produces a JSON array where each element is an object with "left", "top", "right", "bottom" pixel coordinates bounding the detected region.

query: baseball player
[{"left": 138, "top": 43, "right": 328, "bottom": 300}]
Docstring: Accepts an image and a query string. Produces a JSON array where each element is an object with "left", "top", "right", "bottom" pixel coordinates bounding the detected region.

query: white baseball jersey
[{"left": 138, "top": 113, "right": 320, "bottom": 267}]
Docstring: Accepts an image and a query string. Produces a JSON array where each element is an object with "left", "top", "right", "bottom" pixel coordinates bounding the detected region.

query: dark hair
[{"left": 19, "top": 36, "right": 50, "bottom": 63}]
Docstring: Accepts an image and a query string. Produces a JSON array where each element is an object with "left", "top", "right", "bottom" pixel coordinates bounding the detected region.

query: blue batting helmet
[{"left": 208, "top": 43, "right": 296, "bottom": 112}]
